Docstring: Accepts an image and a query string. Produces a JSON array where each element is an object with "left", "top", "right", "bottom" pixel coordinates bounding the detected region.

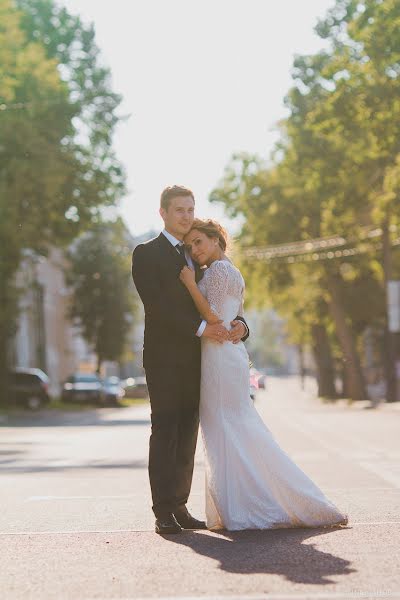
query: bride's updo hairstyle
[{"left": 189, "top": 218, "right": 229, "bottom": 252}]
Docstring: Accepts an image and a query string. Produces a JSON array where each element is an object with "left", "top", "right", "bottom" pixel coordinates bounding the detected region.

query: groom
[{"left": 131, "top": 185, "right": 249, "bottom": 534}]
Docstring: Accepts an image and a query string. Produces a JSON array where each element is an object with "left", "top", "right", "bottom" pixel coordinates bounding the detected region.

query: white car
[
  {"left": 102, "top": 377, "right": 125, "bottom": 405},
  {"left": 62, "top": 373, "right": 103, "bottom": 404}
]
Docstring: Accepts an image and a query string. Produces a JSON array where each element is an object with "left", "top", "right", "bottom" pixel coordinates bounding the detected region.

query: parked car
[
  {"left": 249, "top": 368, "right": 267, "bottom": 401},
  {"left": 61, "top": 373, "right": 103, "bottom": 404},
  {"left": 102, "top": 376, "right": 125, "bottom": 405},
  {"left": 7, "top": 368, "right": 50, "bottom": 410},
  {"left": 258, "top": 373, "right": 267, "bottom": 390},
  {"left": 122, "top": 376, "right": 149, "bottom": 399}
]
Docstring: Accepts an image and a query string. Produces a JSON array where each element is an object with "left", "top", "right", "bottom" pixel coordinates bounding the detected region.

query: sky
[{"left": 62, "top": 0, "right": 334, "bottom": 237}]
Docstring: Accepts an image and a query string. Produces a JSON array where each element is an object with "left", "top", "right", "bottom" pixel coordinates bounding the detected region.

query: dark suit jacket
[{"left": 131, "top": 233, "right": 249, "bottom": 369}]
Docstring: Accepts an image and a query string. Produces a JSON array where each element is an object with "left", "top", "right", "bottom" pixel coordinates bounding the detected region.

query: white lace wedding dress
[{"left": 198, "top": 259, "right": 348, "bottom": 531}]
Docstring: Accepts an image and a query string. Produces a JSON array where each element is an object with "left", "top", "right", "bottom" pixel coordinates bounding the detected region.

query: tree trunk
[
  {"left": 0, "top": 337, "right": 9, "bottom": 406},
  {"left": 311, "top": 323, "right": 337, "bottom": 399},
  {"left": 96, "top": 354, "right": 102, "bottom": 376},
  {"left": 326, "top": 272, "right": 367, "bottom": 401},
  {"left": 0, "top": 255, "right": 21, "bottom": 406},
  {"left": 382, "top": 218, "right": 398, "bottom": 402},
  {"left": 339, "top": 358, "right": 348, "bottom": 397}
]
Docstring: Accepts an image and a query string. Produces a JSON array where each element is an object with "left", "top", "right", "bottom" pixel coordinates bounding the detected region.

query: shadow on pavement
[
  {"left": 165, "top": 527, "right": 355, "bottom": 585},
  {"left": 0, "top": 410, "right": 150, "bottom": 428},
  {"left": 0, "top": 458, "right": 148, "bottom": 474}
]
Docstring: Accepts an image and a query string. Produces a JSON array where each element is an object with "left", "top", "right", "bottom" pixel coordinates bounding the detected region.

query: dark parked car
[
  {"left": 122, "top": 376, "right": 149, "bottom": 399},
  {"left": 7, "top": 368, "right": 50, "bottom": 410},
  {"left": 102, "top": 376, "right": 125, "bottom": 405},
  {"left": 61, "top": 373, "right": 103, "bottom": 404}
]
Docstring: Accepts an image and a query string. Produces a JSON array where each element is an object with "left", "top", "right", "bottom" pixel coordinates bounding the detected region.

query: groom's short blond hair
[{"left": 160, "top": 185, "right": 195, "bottom": 211}]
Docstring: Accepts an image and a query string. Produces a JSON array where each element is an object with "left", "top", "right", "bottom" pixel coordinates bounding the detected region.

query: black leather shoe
[
  {"left": 155, "top": 514, "right": 182, "bottom": 534},
  {"left": 174, "top": 506, "right": 207, "bottom": 530}
]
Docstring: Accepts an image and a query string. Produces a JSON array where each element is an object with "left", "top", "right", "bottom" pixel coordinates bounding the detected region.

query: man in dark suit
[{"left": 131, "top": 185, "right": 249, "bottom": 534}]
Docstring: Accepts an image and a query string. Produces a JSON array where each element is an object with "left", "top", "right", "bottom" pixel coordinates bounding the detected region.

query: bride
[{"left": 180, "top": 218, "right": 348, "bottom": 531}]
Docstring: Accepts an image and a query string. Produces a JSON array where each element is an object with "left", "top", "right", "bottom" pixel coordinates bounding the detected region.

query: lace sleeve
[{"left": 203, "top": 261, "right": 230, "bottom": 318}]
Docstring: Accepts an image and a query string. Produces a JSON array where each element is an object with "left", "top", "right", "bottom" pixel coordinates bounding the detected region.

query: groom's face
[{"left": 160, "top": 195, "right": 195, "bottom": 239}]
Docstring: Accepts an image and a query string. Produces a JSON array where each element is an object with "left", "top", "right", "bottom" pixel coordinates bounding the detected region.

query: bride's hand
[{"left": 180, "top": 266, "right": 196, "bottom": 287}]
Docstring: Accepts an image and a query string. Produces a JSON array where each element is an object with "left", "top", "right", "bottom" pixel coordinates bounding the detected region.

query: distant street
[{"left": 1, "top": 376, "right": 400, "bottom": 600}]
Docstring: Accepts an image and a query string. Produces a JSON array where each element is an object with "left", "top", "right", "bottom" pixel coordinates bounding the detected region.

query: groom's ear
[{"left": 159, "top": 206, "right": 166, "bottom": 222}]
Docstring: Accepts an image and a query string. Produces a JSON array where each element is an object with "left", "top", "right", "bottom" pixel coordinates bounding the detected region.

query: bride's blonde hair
[{"left": 187, "top": 218, "right": 230, "bottom": 252}]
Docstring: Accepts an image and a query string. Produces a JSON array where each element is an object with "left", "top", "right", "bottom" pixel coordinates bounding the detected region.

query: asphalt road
[{"left": 1, "top": 376, "right": 400, "bottom": 600}]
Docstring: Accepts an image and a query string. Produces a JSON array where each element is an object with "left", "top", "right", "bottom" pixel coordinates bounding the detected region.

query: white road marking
[
  {"left": 25, "top": 495, "right": 137, "bottom": 501},
  {"left": 23, "top": 487, "right": 400, "bottom": 503},
  {"left": 82, "top": 592, "right": 400, "bottom": 600},
  {"left": 360, "top": 461, "right": 400, "bottom": 489},
  {"left": 351, "top": 521, "right": 400, "bottom": 525},
  {"left": 1, "top": 521, "right": 400, "bottom": 536},
  {"left": 0, "top": 529, "right": 147, "bottom": 536}
]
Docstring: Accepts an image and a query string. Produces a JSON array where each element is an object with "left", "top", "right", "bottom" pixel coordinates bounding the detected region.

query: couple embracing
[{"left": 132, "top": 185, "right": 348, "bottom": 534}]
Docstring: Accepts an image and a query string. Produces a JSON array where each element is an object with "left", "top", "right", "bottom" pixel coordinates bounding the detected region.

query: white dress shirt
[{"left": 162, "top": 229, "right": 207, "bottom": 337}]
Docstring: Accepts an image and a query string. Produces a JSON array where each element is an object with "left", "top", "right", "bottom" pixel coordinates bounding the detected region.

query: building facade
[{"left": 12, "top": 249, "right": 96, "bottom": 396}]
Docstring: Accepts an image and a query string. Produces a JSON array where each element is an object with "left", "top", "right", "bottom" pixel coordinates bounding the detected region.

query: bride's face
[{"left": 184, "top": 229, "right": 219, "bottom": 266}]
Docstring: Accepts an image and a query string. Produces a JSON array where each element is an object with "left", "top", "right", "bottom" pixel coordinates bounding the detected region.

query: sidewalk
[{"left": 299, "top": 374, "right": 400, "bottom": 411}]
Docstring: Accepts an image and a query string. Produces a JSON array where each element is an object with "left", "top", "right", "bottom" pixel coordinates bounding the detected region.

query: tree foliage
[
  {"left": 66, "top": 219, "right": 135, "bottom": 372},
  {"left": 0, "top": 0, "right": 126, "bottom": 399},
  {"left": 211, "top": 0, "right": 400, "bottom": 400}
]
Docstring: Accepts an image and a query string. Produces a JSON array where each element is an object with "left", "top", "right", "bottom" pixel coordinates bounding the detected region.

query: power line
[
  {"left": 0, "top": 98, "right": 78, "bottom": 111},
  {"left": 0, "top": 101, "right": 34, "bottom": 111},
  {"left": 242, "top": 225, "right": 399, "bottom": 263}
]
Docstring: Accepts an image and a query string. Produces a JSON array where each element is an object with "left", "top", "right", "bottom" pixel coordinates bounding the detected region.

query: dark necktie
[{"left": 176, "top": 243, "right": 187, "bottom": 265}]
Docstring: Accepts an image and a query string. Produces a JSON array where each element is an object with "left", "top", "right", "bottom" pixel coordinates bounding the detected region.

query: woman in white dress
[{"left": 180, "top": 218, "right": 348, "bottom": 532}]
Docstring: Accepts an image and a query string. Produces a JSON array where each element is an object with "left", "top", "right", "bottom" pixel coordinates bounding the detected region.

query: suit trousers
[{"left": 145, "top": 361, "right": 201, "bottom": 518}]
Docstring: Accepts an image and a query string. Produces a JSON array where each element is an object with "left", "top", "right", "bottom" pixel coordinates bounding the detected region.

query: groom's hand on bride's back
[
  {"left": 203, "top": 321, "right": 229, "bottom": 344},
  {"left": 228, "top": 320, "right": 247, "bottom": 344}
]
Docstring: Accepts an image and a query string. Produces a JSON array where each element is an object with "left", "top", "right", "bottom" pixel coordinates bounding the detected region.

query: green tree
[
  {"left": 0, "top": 0, "right": 71, "bottom": 398},
  {"left": 211, "top": 154, "right": 340, "bottom": 398},
  {"left": 296, "top": 0, "right": 400, "bottom": 399},
  {"left": 0, "top": 0, "right": 126, "bottom": 401},
  {"left": 212, "top": 0, "right": 400, "bottom": 401},
  {"left": 66, "top": 219, "right": 135, "bottom": 374}
]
